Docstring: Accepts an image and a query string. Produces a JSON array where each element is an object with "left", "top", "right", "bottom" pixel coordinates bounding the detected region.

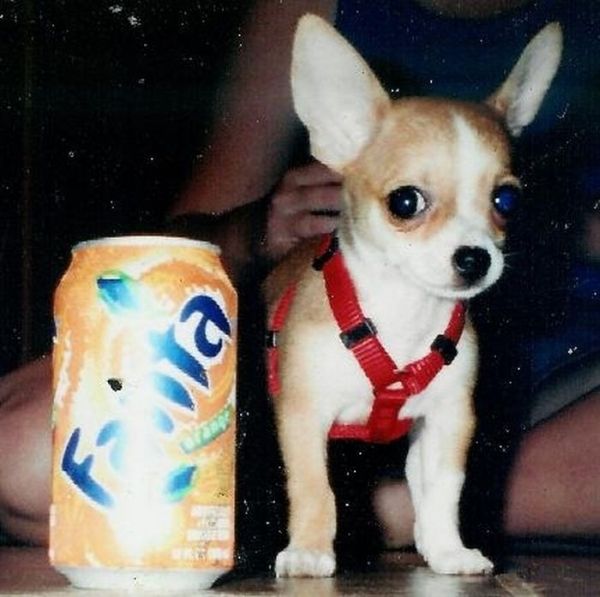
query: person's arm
[
  {"left": 171, "top": 0, "right": 338, "bottom": 217},
  {"left": 168, "top": 161, "right": 341, "bottom": 283},
  {"left": 167, "top": 0, "right": 339, "bottom": 283}
]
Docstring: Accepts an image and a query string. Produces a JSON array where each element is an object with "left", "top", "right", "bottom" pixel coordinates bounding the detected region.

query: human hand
[{"left": 265, "top": 161, "right": 342, "bottom": 260}]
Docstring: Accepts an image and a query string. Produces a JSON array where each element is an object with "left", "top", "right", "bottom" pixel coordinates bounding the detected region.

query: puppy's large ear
[
  {"left": 291, "top": 14, "right": 390, "bottom": 171},
  {"left": 487, "top": 22, "right": 562, "bottom": 137}
]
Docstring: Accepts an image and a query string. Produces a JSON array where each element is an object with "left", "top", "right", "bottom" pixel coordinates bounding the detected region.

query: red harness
[{"left": 267, "top": 234, "right": 466, "bottom": 444}]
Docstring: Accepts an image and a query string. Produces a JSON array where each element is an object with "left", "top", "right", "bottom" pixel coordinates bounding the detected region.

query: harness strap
[
  {"left": 315, "top": 234, "right": 399, "bottom": 390},
  {"left": 267, "top": 233, "right": 466, "bottom": 444},
  {"left": 266, "top": 284, "right": 297, "bottom": 397}
]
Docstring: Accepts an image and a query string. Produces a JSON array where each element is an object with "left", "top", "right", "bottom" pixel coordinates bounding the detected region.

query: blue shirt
[{"left": 336, "top": 0, "right": 600, "bottom": 135}]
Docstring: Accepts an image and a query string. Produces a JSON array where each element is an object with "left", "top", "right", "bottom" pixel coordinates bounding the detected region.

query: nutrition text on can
[{"left": 49, "top": 236, "right": 237, "bottom": 592}]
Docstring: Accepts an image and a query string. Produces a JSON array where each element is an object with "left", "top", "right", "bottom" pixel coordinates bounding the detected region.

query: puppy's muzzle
[{"left": 452, "top": 246, "right": 491, "bottom": 284}]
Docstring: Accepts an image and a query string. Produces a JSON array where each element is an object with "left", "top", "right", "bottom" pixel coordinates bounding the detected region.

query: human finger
[
  {"left": 300, "top": 184, "right": 342, "bottom": 215},
  {"left": 279, "top": 161, "right": 342, "bottom": 190},
  {"left": 293, "top": 210, "right": 339, "bottom": 240},
  {"left": 271, "top": 184, "right": 341, "bottom": 220},
  {"left": 266, "top": 208, "right": 338, "bottom": 259}
]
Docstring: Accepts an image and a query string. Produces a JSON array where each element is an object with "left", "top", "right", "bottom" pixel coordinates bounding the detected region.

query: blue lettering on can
[
  {"left": 96, "top": 420, "right": 127, "bottom": 472},
  {"left": 62, "top": 428, "right": 115, "bottom": 508},
  {"left": 62, "top": 290, "right": 232, "bottom": 509},
  {"left": 150, "top": 293, "right": 232, "bottom": 403},
  {"left": 181, "top": 295, "right": 231, "bottom": 359}
]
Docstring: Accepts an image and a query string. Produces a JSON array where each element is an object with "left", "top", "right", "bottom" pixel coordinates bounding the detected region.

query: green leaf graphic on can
[
  {"left": 163, "top": 464, "right": 197, "bottom": 503},
  {"left": 180, "top": 405, "right": 233, "bottom": 454}
]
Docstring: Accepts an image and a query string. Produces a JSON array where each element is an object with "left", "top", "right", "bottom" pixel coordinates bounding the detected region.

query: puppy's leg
[
  {"left": 274, "top": 390, "right": 336, "bottom": 577},
  {"left": 405, "top": 420, "right": 425, "bottom": 551},
  {"left": 406, "top": 392, "right": 493, "bottom": 575}
]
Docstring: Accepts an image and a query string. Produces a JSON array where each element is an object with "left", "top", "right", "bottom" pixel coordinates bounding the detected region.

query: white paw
[
  {"left": 426, "top": 547, "right": 494, "bottom": 575},
  {"left": 275, "top": 547, "right": 336, "bottom": 578}
]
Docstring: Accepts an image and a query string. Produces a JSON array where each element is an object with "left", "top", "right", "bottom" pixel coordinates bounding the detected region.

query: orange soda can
[{"left": 49, "top": 236, "right": 236, "bottom": 591}]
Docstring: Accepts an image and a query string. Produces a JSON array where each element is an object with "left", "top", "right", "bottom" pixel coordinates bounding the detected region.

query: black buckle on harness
[
  {"left": 340, "top": 318, "right": 377, "bottom": 349},
  {"left": 266, "top": 330, "right": 278, "bottom": 348},
  {"left": 312, "top": 235, "right": 339, "bottom": 271},
  {"left": 431, "top": 334, "right": 458, "bottom": 365}
]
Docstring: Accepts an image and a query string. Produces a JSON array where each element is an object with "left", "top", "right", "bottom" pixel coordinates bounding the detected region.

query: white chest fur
[{"left": 292, "top": 238, "right": 474, "bottom": 428}]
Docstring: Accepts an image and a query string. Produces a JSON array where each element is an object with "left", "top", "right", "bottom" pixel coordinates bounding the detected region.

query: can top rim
[{"left": 72, "top": 235, "right": 221, "bottom": 255}]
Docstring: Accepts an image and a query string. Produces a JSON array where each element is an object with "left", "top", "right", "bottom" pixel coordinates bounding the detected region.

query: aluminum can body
[{"left": 50, "top": 236, "right": 236, "bottom": 591}]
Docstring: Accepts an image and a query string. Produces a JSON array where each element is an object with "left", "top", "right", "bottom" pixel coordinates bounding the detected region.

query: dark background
[{"left": 0, "top": 1, "right": 248, "bottom": 374}]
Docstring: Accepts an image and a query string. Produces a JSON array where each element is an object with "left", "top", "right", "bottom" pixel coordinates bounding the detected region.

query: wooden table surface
[{"left": 1, "top": 546, "right": 598, "bottom": 595}]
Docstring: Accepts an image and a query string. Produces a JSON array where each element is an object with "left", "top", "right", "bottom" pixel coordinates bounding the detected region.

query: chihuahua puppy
[{"left": 265, "top": 15, "right": 562, "bottom": 577}]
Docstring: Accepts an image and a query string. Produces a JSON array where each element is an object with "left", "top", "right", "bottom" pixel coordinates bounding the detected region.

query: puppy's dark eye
[
  {"left": 492, "top": 185, "right": 522, "bottom": 219},
  {"left": 388, "top": 186, "right": 427, "bottom": 219}
]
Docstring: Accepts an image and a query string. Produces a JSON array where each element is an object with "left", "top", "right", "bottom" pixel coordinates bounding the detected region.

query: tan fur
[
  {"left": 446, "top": 320, "right": 479, "bottom": 471},
  {"left": 264, "top": 239, "right": 320, "bottom": 307},
  {"left": 270, "top": 14, "right": 561, "bottom": 578},
  {"left": 345, "top": 99, "right": 514, "bottom": 243}
]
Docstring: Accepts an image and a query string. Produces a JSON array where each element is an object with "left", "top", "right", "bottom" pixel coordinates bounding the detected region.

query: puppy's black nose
[{"left": 452, "top": 246, "right": 491, "bottom": 284}]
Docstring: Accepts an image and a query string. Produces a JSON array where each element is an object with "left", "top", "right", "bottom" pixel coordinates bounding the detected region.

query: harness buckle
[
  {"left": 372, "top": 381, "right": 409, "bottom": 420},
  {"left": 312, "top": 234, "right": 339, "bottom": 271},
  {"left": 367, "top": 382, "right": 412, "bottom": 442},
  {"left": 266, "top": 330, "right": 278, "bottom": 348},
  {"left": 339, "top": 318, "right": 377, "bottom": 349},
  {"left": 374, "top": 381, "right": 409, "bottom": 407},
  {"left": 431, "top": 334, "right": 458, "bottom": 365}
]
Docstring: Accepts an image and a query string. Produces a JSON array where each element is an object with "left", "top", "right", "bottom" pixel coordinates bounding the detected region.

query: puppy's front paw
[
  {"left": 426, "top": 547, "right": 493, "bottom": 576},
  {"left": 275, "top": 547, "right": 336, "bottom": 578}
]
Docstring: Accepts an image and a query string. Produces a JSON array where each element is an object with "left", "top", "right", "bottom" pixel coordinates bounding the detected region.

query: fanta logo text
[
  {"left": 61, "top": 288, "right": 232, "bottom": 509},
  {"left": 150, "top": 294, "right": 232, "bottom": 408}
]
